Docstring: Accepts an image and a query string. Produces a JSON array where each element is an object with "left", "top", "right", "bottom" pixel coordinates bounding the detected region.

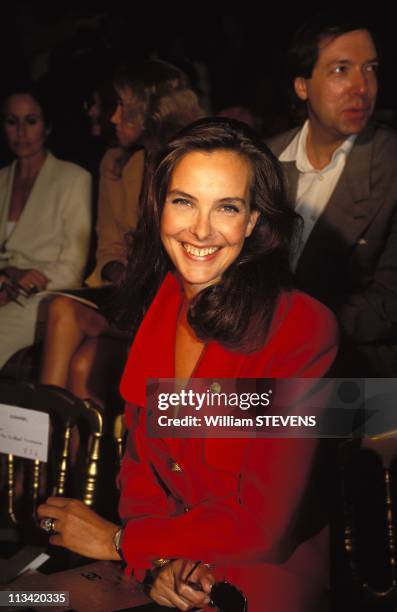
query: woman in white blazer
[{"left": 0, "top": 83, "right": 91, "bottom": 369}]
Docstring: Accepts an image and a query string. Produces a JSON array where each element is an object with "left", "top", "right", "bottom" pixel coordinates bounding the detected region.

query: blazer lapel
[
  {"left": 268, "top": 127, "right": 300, "bottom": 208},
  {"left": 282, "top": 161, "right": 299, "bottom": 205},
  {"left": 6, "top": 153, "right": 54, "bottom": 251},
  {"left": 296, "top": 124, "right": 378, "bottom": 273},
  {"left": 0, "top": 162, "right": 16, "bottom": 251}
]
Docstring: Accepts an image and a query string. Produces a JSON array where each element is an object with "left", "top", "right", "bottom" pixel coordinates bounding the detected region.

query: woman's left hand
[
  {"left": 37, "top": 497, "right": 120, "bottom": 560},
  {"left": 149, "top": 559, "right": 215, "bottom": 610}
]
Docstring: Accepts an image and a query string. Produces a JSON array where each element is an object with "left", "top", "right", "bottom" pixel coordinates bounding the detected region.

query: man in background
[{"left": 269, "top": 14, "right": 397, "bottom": 376}]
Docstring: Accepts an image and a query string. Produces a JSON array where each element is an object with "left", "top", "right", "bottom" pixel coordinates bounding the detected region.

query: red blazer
[{"left": 119, "top": 273, "right": 338, "bottom": 612}]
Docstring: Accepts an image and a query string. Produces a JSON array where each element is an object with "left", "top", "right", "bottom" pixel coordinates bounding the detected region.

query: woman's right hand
[
  {"left": 15, "top": 269, "right": 49, "bottom": 292},
  {"left": 4, "top": 267, "right": 49, "bottom": 293},
  {"left": 37, "top": 497, "right": 120, "bottom": 560},
  {"left": 149, "top": 559, "right": 215, "bottom": 610}
]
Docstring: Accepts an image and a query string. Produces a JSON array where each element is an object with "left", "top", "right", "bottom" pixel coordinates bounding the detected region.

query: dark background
[{"left": 0, "top": 4, "right": 396, "bottom": 164}]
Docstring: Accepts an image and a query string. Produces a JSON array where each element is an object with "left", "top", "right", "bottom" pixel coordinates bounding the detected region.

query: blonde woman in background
[{"left": 40, "top": 61, "right": 203, "bottom": 403}]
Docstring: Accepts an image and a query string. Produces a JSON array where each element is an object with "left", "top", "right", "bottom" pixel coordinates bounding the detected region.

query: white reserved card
[{"left": 0, "top": 404, "right": 49, "bottom": 462}]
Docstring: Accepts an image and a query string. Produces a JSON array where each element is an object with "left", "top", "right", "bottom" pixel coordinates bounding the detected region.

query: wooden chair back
[
  {"left": 332, "top": 431, "right": 397, "bottom": 610},
  {"left": 0, "top": 380, "right": 104, "bottom": 544}
]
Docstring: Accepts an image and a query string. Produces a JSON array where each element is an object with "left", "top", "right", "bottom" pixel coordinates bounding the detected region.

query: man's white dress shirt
[{"left": 279, "top": 120, "right": 356, "bottom": 267}]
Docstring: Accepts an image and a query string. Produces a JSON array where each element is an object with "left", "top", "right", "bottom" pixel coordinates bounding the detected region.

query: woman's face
[
  {"left": 4, "top": 94, "right": 47, "bottom": 160},
  {"left": 111, "top": 87, "right": 143, "bottom": 148},
  {"left": 161, "top": 150, "right": 259, "bottom": 298}
]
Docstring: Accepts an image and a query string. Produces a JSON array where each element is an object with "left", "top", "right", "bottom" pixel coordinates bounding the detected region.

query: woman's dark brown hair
[{"left": 115, "top": 117, "right": 300, "bottom": 351}]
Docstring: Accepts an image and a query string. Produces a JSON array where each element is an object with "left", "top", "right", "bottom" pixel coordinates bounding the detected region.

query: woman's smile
[{"left": 182, "top": 242, "right": 221, "bottom": 258}]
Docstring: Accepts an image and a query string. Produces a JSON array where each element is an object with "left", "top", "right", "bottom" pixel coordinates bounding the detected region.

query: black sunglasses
[{"left": 209, "top": 580, "right": 248, "bottom": 612}]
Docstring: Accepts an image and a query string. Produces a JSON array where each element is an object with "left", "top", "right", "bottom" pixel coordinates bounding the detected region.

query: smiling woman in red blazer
[{"left": 38, "top": 118, "right": 337, "bottom": 612}]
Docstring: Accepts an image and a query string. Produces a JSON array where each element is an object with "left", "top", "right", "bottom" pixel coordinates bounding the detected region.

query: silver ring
[{"left": 41, "top": 517, "right": 55, "bottom": 534}]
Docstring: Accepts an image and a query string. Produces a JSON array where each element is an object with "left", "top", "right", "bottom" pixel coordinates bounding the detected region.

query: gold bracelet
[
  {"left": 152, "top": 558, "right": 172, "bottom": 568},
  {"left": 113, "top": 527, "right": 124, "bottom": 560}
]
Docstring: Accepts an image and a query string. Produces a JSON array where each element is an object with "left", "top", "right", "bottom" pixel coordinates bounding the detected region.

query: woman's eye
[
  {"left": 26, "top": 117, "right": 39, "bottom": 125},
  {"left": 333, "top": 65, "right": 347, "bottom": 74},
  {"left": 221, "top": 204, "right": 240, "bottom": 214},
  {"left": 171, "top": 198, "right": 192, "bottom": 207},
  {"left": 5, "top": 117, "right": 17, "bottom": 126}
]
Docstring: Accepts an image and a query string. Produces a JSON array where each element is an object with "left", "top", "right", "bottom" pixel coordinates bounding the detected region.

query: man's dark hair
[
  {"left": 288, "top": 13, "right": 375, "bottom": 81},
  {"left": 114, "top": 117, "right": 300, "bottom": 352}
]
